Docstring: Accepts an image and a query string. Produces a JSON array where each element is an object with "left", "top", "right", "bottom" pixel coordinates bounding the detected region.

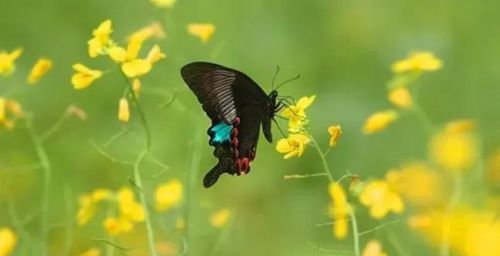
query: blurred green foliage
[{"left": 1, "top": 0, "right": 499, "bottom": 255}]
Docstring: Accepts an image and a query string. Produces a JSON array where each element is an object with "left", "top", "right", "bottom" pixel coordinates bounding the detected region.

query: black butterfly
[{"left": 181, "top": 62, "right": 282, "bottom": 188}]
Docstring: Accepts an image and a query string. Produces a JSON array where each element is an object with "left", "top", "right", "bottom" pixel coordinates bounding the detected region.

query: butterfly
[{"left": 181, "top": 62, "right": 283, "bottom": 188}]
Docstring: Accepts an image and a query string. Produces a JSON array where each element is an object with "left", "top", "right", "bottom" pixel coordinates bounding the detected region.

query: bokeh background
[{"left": 1, "top": 0, "right": 499, "bottom": 255}]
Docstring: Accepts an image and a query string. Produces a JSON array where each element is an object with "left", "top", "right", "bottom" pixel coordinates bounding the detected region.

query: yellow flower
[
  {"left": 132, "top": 79, "right": 141, "bottom": 97},
  {"left": 88, "top": 20, "right": 113, "bottom": 58},
  {"left": 146, "top": 44, "right": 166, "bottom": 64},
  {"left": 151, "top": 0, "right": 176, "bottom": 8},
  {"left": 188, "top": 23, "right": 216, "bottom": 43},
  {"left": 156, "top": 179, "right": 183, "bottom": 211},
  {"left": 386, "top": 163, "right": 443, "bottom": 207},
  {"left": 362, "top": 240, "right": 387, "bottom": 256},
  {"left": 359, "top": 180, "right": 404, "bottom": 219},
  {"left": 131, "top": 22, "right": 166, "bottom": 40},
  {"left": 430, "top": 120, "right": 477, "bottom": 172},
  {"left": 77, "top": 194, "right": 96, "bottom": 226},
  {"left": 210, "top": 208, "right": 232, "bottom": 228},
  {"left": 328, "top": 182, "right": 350, "bottom": 239},
  {"left": 388, "top": 87, "right": 412, "bottom": 109},
  {"left": 79, "top": 248, "right": 101, "bottom": 256},
  {"left": 71, "top": 63, "right": 103, "bottom": 89},
  {"left": 276, "top": 133, "right": 311, "bottom": 159},
  {"left": 27, "top": 58, "right": 53, "bottom": 84},
  {"left": 121, "top": 59, "right": 152, "bottom": 78},
  {"left": 117, "top": 187, "right": 145, "bottom": 222},
  {"left": 118, "top": 98, "right": 130, "bottom": 123},
  {"left": 91, "top": 189, "right": 113, "bottom": 202},
  {"left": 0, "top": 98, "right": 5, "bottom": 122},
  {"left": 107, "top": 46, "right": 127, "bottom": 63},
  {"left": 409, "top": 208, "right": 500, "bottom": 256},
  {"left": 281, "top": 95, "right": 316, "bottom": 133},
  {"left": 392, "top": 51, "right": 443, "bottom": 73},
  {"left": 0, "top": 48, "right": 23, "bottom": 76},
  {"left": 362, "top": 110, "right": 398, "bottom": 134},
  {"left": 328, "top": 125, "right": 342, "bottom": 147},
  {"left": 103, "top": 217, "right": 133, "bottom": 236},
  {"left": 0, "top": 228, "right": 17, "bottom": 256}
]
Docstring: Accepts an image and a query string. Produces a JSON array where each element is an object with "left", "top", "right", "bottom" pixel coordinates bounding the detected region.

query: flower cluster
[
  {"left": 362, "top": 51, "right": 443, "bottom": 134},
  {"left": 0, "top": 228, "right": 17, "bottom": 256},
  {"left": 77, "top": 187, "right": 145, "bottom": 236}
]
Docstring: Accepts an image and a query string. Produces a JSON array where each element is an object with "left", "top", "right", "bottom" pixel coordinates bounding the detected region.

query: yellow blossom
[
  {"left": 328, "top": 182, "right": 350, "bottom": 239},
  {"left": 91, "top": 189, "right": 112, "bottom": 202},
  {"left": 282, "top": 95, "right": 316, "bottom": 133},
  {"left": 388, "top": 87, "right": 412, "bottom": 109},
  {"left": 156, "top": 179, "right": 183, "bottom": 211},
  {"left": 146, "top": 44, "right": 166, "bottom": 64},
  {"left": 0, "top": 98, "right": 5, "bottom": 122},
  {"left": 0, "top": 48, "right": 23, "bottom": 76},
  {"left": 131, "top": 22, "right": 166, "bottom": 40},
  {"left": 121, "top": 59, "right": 152, "bottom": 78},
  {"left": 107, "top": 46, "right": 127, "bottom": 63},
  {"left": 0, "top": 228, "right": 17, "bottom": 256},
  {"left": 188, "top": 23, "right": 216, "bottom": 43},
  {"left": 151, "top": 0, "right": 176, "bottom": 8},
  {"left": 328, "top": 125, "right": 342, "bottom": 147},
  {"left": 79, "top": 248, "right": 101, "bottom": 256},
  {"left": 77, "top": 194, "right": 96, "bottom": 226},
  {"left": 276, "top": 133, "right": 311, "bottom": 159},
  {"left": 132, "top": 79, "right": 141, "bottom": 97},
  {"left": 5, "top": 100, "right": 23, "bottom": 118},
  {"left": 409, "top": 208, "right": 500, "bottom": 256},
  {"left": 103, "top": 217, "right": 133, "bottom": 236},
  {"left": 27, "top": 58, "right": 53, "bottom": 84},
  {"left": 362, "top": 110, "right": 398, "bottom": 134},
  {"left": 71, "top": 63, "right": 103, "bottom": 89},
  {"left": 430, "top": 120, "right": 477, "bottom": 172},
  {"left": 118, "top": 98, "right": 130, "bottom": 123},
  {"left": 359, "top": 180, "right": 404, "bottom": 219},
  {"left": 88, "top": 20, "right": 113, "bottom": 58},
  {"left": 386, "top": 163, "right": 443, "bottom": 207},
  {"left": 392, "top": 51, "right": 442, "bottom": 73},
  {"left": 362, "top": 240, "right": 387, "bottom": 256},
  {"left": 210, "top": 208, "right": 232, "bottom": 228},
  {"left": 117, "top": 187, "right": 145, "bottom": 222}
]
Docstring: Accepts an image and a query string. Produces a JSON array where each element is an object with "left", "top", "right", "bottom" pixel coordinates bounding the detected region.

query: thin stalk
[
  {"left": 26, "top": 116, "right": 51, "bottom": 256},
  {"left": 307, "top": 132, "right": 360, "bottom": 256},
  {"left": 120, "top": 72, "right": 156, "bottom": 256}
]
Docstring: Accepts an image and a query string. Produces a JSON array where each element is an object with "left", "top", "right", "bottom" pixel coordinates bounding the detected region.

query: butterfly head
[{"left": 268, "top": 90, "right": 280, "bottom": 117}]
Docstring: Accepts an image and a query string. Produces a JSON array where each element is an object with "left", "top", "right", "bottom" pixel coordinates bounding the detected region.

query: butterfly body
[{"left": 181, "top": 62, "right": 279, "bottom": 187}]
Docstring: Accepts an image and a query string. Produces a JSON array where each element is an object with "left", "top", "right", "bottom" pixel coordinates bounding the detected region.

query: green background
[{"left": 1, "top": 0, "right": 499, "bottom": 255}]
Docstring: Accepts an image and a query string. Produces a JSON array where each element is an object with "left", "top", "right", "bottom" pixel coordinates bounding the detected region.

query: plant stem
[
  {"left": 26, "top": 116, "right": 51, "bottom": 256},
  {"left": 121, "top": 73, "right": 157, "bottom": 256},
  {"left": 307, "top": 132, "right": 361, "bottom": 256}
]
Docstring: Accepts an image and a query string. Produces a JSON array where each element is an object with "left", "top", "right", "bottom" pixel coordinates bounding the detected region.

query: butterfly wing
[{"left": 181, "top": 62, "right": 273, "bottom": 187}]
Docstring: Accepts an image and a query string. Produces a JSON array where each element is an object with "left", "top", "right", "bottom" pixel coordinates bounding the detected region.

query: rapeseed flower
[
  {"left": 155, "top": 179, "right": 183, "bottom": 212},
  {"left": 79, "top": 247, "right": 101, "bottom": 256},
  {"left": 210, "top": 208, "right": 232, "bottom": 228},
  {"left": 359, "top": 180, "right": 404, "bottom": 219},
  {"left": 362, "top": 240, "right": 387, "bottom": 256},
  {"left": 118, "top": 98, "right": 130, "bottom": 123},
  {"left": 392, "top": 51, "right": 442, "bottom": 74},
  {"left": 362, "top": 110, "right": 398, "bottom": 134},
  {"left": 0, "top": 98, "right": 24, "bottom": 130},
  {"left": 188, "top": 23, "right": 216, "bottom": 43},
  {"left": 327, "top": 125, "right": 342, "bottom": 147},
  {"left": 281, "top": 95, "right": 316, "bottom": 133},
  {"left": 388, "top": 87, "right": 412, "bottom": 109},
  {"left": 0, "top": 48, "right": 22, "bottom": 76},
  {"left": 27, "top": 58, "right": 53, "bottom": 84},
  {"left": 71, "top": 63, "right": 103, "bottom": 89},
  {"left": 328, "top": 182, "right": 350, "bottom": 239},
  {"left": 0, "top": 228, "right": 17, "bottom": 256},
  {"left": 430, "top": 119, "right": 477, "bottom": 172},
  {"left": 276, "top": 133, "right": 311, "bottom": 159},
  {"left": 88, "top": 20, "right": 113, "bottom": 58}
]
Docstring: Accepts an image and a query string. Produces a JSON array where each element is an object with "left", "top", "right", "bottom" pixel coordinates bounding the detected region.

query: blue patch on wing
[{"left": 209, "top": 122, "right": 233, "bottom": 144}]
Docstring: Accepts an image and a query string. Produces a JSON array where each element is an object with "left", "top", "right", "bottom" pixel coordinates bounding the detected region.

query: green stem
[
  {"left": 26, "top": 116, "right": 51, "bottom": 256},
  {"left": 120, "top": 72, "right": 157, "bottom": 256},
  {"left": 307, "top": 132, "right": 360, "bottom": 256}
]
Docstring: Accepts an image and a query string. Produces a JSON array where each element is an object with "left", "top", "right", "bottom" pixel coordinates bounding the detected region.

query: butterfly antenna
[
  {"left": 271, "top": 65, "right": 280, "bottom": 90},
  {"left": 276, "top": 74, "right": 300, "bottom": 90}
]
